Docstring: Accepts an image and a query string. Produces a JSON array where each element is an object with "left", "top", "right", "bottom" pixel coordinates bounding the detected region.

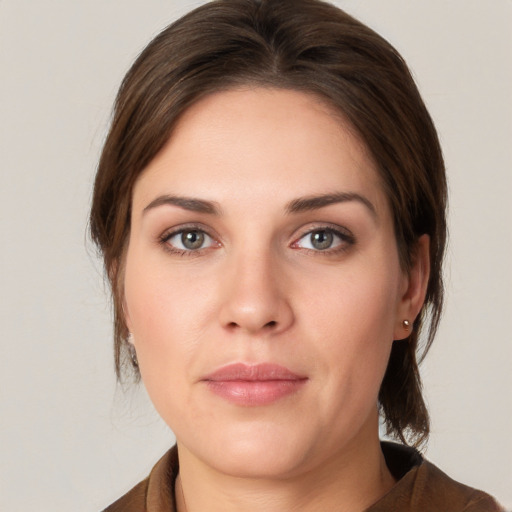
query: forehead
[{"left": 132, "top": 88, "right": 387, "bottom": 216}]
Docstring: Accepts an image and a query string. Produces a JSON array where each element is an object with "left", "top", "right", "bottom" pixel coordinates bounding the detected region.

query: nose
[{"left": 218, "top": 249, "right": 294, "bottom": 336}]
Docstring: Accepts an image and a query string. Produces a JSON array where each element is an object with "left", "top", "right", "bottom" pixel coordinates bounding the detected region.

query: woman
[{"left": 90, "top": 0, "right": 504, "bottom": 510}]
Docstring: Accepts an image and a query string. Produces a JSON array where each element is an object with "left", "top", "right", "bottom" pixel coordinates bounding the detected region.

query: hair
[{"left": 90, "top": 0, "right": 447, "bottom": 447}]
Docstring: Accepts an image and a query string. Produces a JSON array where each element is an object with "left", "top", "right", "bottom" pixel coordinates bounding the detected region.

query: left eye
[
  {"left": 294, "top": 229, "right": 344, "bottom": 251},
  {"left": 165, "top": 229, "right": 215, "bottom": 251}
]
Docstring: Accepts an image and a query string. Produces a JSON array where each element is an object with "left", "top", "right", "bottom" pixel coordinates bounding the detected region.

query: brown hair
[{"left": 90, "top": 0, "right": 447, "bottom": 446}]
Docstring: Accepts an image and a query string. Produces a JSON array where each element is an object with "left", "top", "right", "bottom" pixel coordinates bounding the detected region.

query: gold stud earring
[{"left": 402, "top": 319, "right": 410, "bottom": 331}]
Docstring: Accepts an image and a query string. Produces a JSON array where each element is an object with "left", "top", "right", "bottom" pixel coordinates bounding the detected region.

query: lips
[{"left": 202, "top": 363, "right": 308, "bottom": 406}]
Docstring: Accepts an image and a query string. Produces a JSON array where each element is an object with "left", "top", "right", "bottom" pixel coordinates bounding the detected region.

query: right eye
[{"left": 162, "top": 229, "right": 216, "bottom": 253}]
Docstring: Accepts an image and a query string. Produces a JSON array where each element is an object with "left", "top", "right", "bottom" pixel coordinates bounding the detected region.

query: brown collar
[{"left": 104, "top": 442, "right": 503, "bottom": 512}]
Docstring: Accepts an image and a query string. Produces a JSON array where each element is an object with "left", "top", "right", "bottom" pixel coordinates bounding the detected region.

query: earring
[
  {"left": 127, "top": 333, "right": 138, "bottom": 368},
  {"left": 402, "top": 319, "right": 411, "bottom": 331}
]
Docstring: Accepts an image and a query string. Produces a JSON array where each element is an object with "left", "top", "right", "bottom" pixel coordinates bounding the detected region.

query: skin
[{"left": 123, "top": 88, "right": 429, "bottom": 512}]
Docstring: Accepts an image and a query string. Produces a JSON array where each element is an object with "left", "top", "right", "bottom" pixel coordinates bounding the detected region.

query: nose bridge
[{"left": 219, "top": 243, "right": 293, "bottom": 334}]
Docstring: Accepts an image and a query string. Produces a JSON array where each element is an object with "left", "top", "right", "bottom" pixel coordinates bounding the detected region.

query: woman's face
[{"left": 124, "top": 88, "right": 419, "bottom": 479}]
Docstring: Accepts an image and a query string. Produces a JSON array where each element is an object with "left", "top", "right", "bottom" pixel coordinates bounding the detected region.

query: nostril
[{"left": 264, "top": 320, "right": 277, "bottom": 329}]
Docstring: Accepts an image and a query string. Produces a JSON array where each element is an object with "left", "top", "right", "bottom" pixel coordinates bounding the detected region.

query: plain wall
[{"left": 1, "top": 1, "right": 510, "bottom": 510}]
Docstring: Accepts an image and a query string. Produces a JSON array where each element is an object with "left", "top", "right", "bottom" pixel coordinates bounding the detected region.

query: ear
[{"left": 394, "top": 234, "right": 430, "bottom": 340}]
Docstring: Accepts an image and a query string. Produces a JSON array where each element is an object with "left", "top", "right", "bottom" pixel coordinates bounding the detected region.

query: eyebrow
[
  {"left": 286, "top": 192, "right": 377, "bottom": 218},
  {"left": 142, "top": 191, "right": 376, "bottom": 218},
  {"left": 143, "top": 195, "right": 222, "bottom": 215}
]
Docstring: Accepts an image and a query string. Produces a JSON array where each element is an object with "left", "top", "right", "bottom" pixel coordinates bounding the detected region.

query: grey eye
[
  {"left": 165, "top": 229, "right": 214, "bottom": 252},
  {"left": 309, "top": 230, "right": 334, "bottom": 250},
  {"left": 181, "top": 230, "right": 205, "bottom": 250},
  {"left": 294, "top": 228, "right": 349, "bottom": 252}
]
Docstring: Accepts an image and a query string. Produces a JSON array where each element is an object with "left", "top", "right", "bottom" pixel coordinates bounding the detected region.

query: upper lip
[{"left": 202, "top": 363, "right": 306, "bottom": 382}]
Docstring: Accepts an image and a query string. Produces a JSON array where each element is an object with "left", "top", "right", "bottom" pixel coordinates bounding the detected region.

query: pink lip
[{"left": 202, "top": 363, "right": 308, "bottom": 406}]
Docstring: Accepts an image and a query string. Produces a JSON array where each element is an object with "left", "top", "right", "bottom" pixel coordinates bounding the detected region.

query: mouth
[{"left": 202, "top": 363, "right": 308, "bottom": 406}]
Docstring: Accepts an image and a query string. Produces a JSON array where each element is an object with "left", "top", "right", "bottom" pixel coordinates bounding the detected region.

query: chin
[
  {"left": 211, "top": 444, "right": 308, "bottom": 479},
  {"left": 182, "top": 421, "right": 318, "bottom": 479}
]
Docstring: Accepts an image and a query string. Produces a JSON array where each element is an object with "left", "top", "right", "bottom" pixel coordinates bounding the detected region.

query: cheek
[
  {"left": 122, "top": 244, "right": 228, "bottom": 412},
  {"left": 123, "top": 260, "right": 200, "bottom": 424},
  {"left": 125, "top": 242, "right": 209, "bottom": 335},
  {"left": 123, "top": 248, "right": 202, "bottom": 380},
  {"left": 301, "top": 258, "right": 400, "bottom": 396},
  {"left": 303, "top": 253, "right": 400, "bottom": 340}
]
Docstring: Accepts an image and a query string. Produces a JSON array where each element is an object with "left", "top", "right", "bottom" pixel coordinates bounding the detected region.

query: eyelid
[
  {"left": 158, "top": 223, "right": 221, "bottom": 254},
  {"left": 157, "top": 222, "right": 354, "bottom": 256},
  {"left": 290, "top": 223, "right": 355, "bottom": 251}
]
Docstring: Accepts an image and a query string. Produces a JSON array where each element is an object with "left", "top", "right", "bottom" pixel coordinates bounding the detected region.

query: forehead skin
[{"left": 131, "top": 88, "right": 388, "bottom": 226}]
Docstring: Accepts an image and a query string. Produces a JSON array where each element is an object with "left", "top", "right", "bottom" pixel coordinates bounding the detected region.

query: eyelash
[
  {"left": 158, "top": 224, "right": 218, "bottom": 257},
  {"left": 158, "top": 224, "right": 355, "bottom": 257},
  {"left": 291, "top": 225, "right": 355, "bottom": 255}
]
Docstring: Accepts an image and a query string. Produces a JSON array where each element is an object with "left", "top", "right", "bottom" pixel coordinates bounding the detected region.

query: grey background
[{"left": 1, "top": 0, "right": 511, "bottom": 510}]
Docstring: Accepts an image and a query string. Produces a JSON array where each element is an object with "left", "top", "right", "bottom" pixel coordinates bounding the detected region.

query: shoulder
[
  {"left": 416, "top": 461, "right": 504, "bottom": 512},
  {"left": 101, "top": 447, "right": 179, "bottom": 512},
  {"left": 415, "top": 461, "right": 503, "bottom": 512},
  {"left": 368, "top": 442, "right": 504, "bottom": 512}
]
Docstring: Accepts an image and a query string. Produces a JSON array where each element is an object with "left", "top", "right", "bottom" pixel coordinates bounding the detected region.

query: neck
[{"left": 175, "top": 417, "right": 395, "bottom": 512}]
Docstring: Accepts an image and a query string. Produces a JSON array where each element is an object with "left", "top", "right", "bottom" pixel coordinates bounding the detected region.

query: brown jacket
[{"left": 103, "top": 443, "right": 504, "bottom": 511}]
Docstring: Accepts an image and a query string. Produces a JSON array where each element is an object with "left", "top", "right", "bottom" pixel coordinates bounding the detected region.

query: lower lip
[{"left": 205, "top": 379, "right": 307, "bottom": 406}]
